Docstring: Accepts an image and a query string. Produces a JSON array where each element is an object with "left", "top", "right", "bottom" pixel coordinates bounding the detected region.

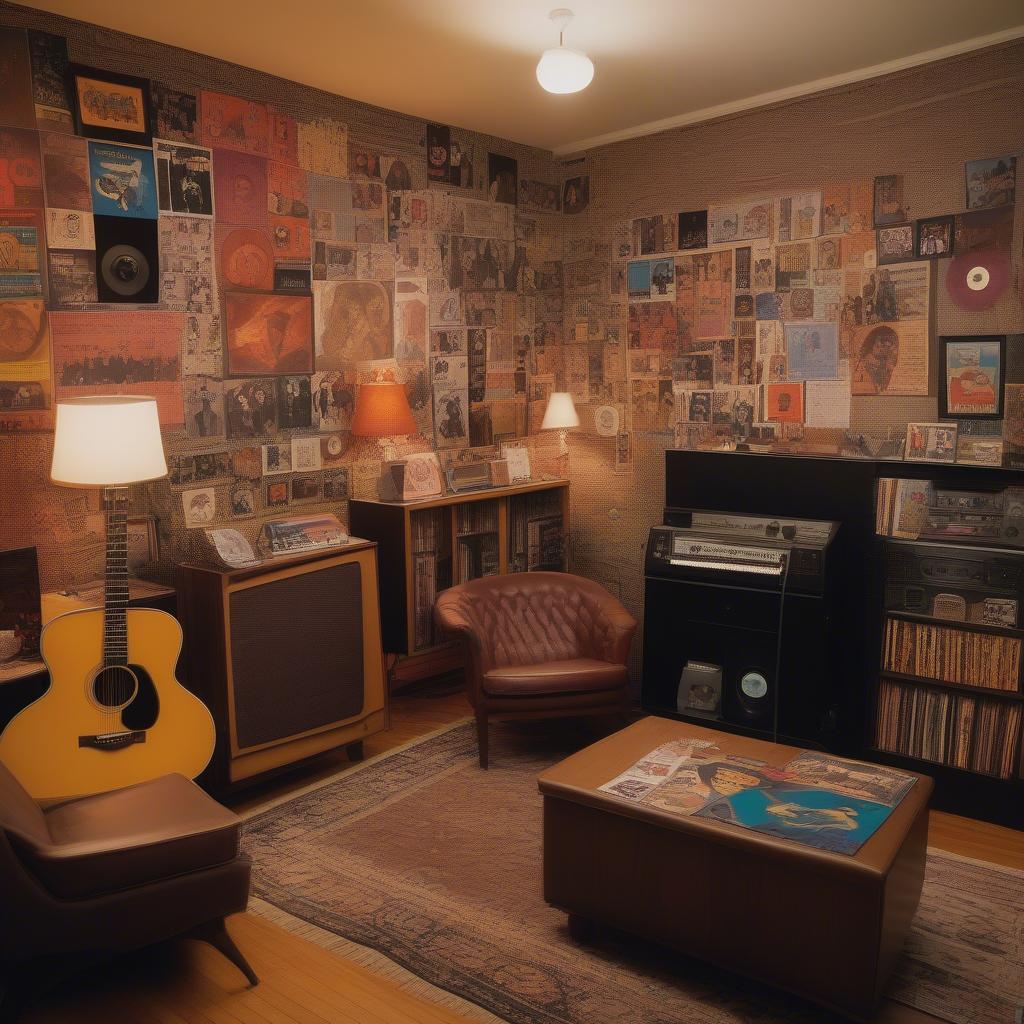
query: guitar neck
[{"left": 103, "top": 486, "right": 130, "bottom": 668}]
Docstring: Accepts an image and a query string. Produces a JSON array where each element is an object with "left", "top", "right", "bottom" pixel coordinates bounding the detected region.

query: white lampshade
[
  {"left": 536, "top": 46, "right": 594, "bottom": 94},
  {"left": 51, "top": 396, "right": 168, "bottom": 487},
  {"left": 541, "top": 392, "right": 580, "bottom": 430}
]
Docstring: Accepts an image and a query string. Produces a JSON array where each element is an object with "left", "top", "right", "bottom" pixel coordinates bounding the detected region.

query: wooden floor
[{"left": 22, "top": 681, "right": 1024, "bottom": 1023}]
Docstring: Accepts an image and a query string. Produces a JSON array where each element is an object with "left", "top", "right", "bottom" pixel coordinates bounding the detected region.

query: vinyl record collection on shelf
[{"left": 872, "top": 476, "right": 1024, "bottom": 798}]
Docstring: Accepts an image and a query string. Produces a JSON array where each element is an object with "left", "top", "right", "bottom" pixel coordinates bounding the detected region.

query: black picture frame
[
  {"left": 875, "top": 224, "right": 915, "bottom": 265},
  {"left": 914, "top": 215, "right": 954, "bottom": 260},
  {"left": 68, "top": 64, "right": 152, "bottom": 146},
  {"left": 938, "top": 334, "right": 1006, "bottom": 420}
]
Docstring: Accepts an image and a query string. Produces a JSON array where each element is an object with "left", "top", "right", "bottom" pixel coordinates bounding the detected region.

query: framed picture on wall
[
  {"left": 915, "top": 215, "right": 954, "bottom": 259},
  {"left": 68, "top": 64, "right": 152, "bottom": 146},
  {"left": 905, "top": 422, "right": 958, "bottom": 464},
  {"left": 939, "top": 335, "right": 1005, "bottom": 419}
]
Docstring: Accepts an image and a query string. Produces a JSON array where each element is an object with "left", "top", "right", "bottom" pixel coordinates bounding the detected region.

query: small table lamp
[
  {"left": 350, "top": 379, "right": 417, "bottom": 443},
  {"left": 541, "top": 391, "right": 579, "bottom": 456},
  {"left": 51, "top": 396, "right": 168, "bottom": 599}
]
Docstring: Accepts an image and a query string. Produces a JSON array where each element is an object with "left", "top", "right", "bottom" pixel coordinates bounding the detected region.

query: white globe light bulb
[{"left": 536, "top": 45, "right": 594, "bottom": 94}]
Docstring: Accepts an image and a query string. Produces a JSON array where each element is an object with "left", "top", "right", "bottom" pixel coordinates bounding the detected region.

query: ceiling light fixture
[{"left": 536, "top": 9, "right": 594, "bottom": 95}]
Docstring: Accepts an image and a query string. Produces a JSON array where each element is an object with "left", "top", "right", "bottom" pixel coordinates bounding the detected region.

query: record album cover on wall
[
  {"left": 68, "top": 64, "right": 152, "bottom": 147},
  {"left": 939, "top": 335, "right": 1005, "bottom": 419}
]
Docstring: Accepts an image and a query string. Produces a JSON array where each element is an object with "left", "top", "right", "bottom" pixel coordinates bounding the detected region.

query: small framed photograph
[
  {"left": 939, "top": 335, "right": 1005, "bottom": 419},
  {"left": 905, "top": 422, "right": 958, "bottom": 464},
  {"left": 876, "top": 225, "right": 915, "bottom": 265},
  {"left": 68, "top": 64, "right": 152, "bottom": 146},
  {"left": 915, "top": 215, "right": 954, "bottom": 259}
]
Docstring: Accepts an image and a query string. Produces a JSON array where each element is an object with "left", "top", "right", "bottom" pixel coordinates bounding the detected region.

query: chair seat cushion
[
  {"left": 21, "top": 774, "right": 240, "bottom": 900},
  {"left": 483, "top": 658, "right": 629, "bottom": 697}
]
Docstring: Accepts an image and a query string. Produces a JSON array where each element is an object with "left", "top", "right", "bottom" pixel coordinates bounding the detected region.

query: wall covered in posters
[
  {"left": 0, "top": 2, "right": 565, "bottom": 588},
  {"left": 556, "top": 40, "right": 1024, "bottom": 652},
  {"left": 0, "top": 3, "right": 1022, "bottom": 659}
]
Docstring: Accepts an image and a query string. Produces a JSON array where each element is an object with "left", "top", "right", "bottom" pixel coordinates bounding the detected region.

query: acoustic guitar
[{"left": 0, "top": 490, "right": 215, "bottom": 802}]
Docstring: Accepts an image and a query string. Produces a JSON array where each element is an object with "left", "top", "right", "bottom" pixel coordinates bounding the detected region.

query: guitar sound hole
[{"left": 93, "top": 666, "right": 139, "bottom": 710}]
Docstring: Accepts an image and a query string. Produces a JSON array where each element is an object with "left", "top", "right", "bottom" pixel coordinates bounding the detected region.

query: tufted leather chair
[{"left": 434, "top": 572, "right": 637, "bottom": 767}]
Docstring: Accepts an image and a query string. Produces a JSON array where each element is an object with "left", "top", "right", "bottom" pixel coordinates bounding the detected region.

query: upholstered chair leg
[
  {"left": 475, "top": 710, "right": 489, "bottom": 769},
  {"left": 190, "top": 918, "right": 259, "bottom": 986}
]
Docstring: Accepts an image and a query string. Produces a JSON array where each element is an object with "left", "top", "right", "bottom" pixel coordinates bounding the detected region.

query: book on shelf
[
  {"left": 527, "top": 515, "right": 564, "bottom": 571},
  {"left": 509, "top": 489, "right": 564, "bottom": 573},
  {"left": 413, "top": 551, "right": 437, "bottom": 649},
  {"left": 457, "top": 499, "right": 499, "bottom": 537},
  {"left": 876, "top": 478, "right": 932, "bottom": 538},
  {"left": 883, "top": 617, "right": 1020, "bottom": 691},
  {"left": 458, "top": 532, "right": 499, "bottom": 581},
  {"left": 876, "top": 678, "right": 1021, "bottom": 779}
]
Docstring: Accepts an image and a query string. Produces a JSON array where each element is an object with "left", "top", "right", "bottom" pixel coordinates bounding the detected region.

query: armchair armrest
[
  {"left": 587, "top": 589, "right": 638, "bottom": 666},
  {"left": 434, "top": 592, "right": 491, "bottom": 703}
]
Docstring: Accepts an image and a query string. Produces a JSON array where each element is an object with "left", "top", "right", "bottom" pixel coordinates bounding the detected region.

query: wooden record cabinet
[{"left": 177, "top": 540, "right": 386, "bottom": 792}]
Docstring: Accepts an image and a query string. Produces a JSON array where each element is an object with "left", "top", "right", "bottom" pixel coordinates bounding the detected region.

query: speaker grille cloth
[{"left": 228, "top": 562, "right": 364, "bottom": 749}]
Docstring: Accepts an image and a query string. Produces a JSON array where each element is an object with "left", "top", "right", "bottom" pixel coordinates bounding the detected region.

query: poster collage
[
  {"left": 0, "top": 23, "right": 590, "bottom": 549},
  {"left": 1, "top": 18, "right": 1020, "bottom": 571},
  {"left": 574, "top": 158, "right": 1020, "bottom": 472}
]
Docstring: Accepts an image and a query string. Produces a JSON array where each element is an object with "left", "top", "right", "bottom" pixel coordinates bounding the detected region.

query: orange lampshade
[{"left": 350, "top": 381, "right": 417, "bottom": 437}]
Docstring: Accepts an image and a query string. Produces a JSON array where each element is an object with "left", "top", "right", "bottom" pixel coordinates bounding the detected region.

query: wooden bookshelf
[{"left": 349, "top": 481, "right": 569, "bottom": 664}]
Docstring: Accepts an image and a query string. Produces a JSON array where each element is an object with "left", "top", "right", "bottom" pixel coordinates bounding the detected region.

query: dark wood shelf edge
[
  {"left": 879, "top": 671, "right": 1024, "bottom": 701},
  {"left": 884, "top": 609, "right": 1024, "bottom": 640}
]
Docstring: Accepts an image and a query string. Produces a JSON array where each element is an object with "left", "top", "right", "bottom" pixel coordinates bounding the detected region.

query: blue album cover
[
  {"left": 627, "top": 259, "right": 652, "bottom": 299},
  {"left": 696, "top": 781, "right": 893, "bottom": 855},
  {"left": 785, "top": 322, "right": 839, "bottom": 380},
  {"left": 87, "top": 141, "right": 158, "bottom": 219}
]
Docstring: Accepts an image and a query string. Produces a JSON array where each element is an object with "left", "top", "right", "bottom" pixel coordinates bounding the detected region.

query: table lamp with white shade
[{"left": 541, "top": 391, "right": 579, "bottom": 456}]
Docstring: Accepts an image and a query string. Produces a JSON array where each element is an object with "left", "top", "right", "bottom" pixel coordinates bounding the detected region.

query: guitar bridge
[{"left": 78, "top": 731, "right": 146, "bottom": 751}]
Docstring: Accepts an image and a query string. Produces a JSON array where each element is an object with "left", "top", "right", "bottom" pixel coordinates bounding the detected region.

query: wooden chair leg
[
  {"left": 475, "top": 710, "right": 489, "bottom": 769},
  {"left": 190, "top": 918, "right": 259, "bottom": 987}
]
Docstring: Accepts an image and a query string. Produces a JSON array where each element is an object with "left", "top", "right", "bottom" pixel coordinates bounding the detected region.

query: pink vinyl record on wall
[{"left": 945, "top": 248, "right": 1010, "bottom": 311}]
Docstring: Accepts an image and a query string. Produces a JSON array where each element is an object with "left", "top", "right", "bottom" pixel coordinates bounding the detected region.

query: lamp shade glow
[
  {"left": 536, "top": 46, "right": 594, "bottom": 94},
  {"left": 51, "top": 396, "right": 167, "bottom": 487},
  {"left": 541, "top": 392, "right": 580, "bottom": 430},
  {"left": 350, "top": 381, "right": 417, "bottom": 437}
]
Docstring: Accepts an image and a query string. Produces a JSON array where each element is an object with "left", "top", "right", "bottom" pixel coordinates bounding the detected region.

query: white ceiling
[{"left": 20, "top": 0, "right": 1024, "bottom": 154}]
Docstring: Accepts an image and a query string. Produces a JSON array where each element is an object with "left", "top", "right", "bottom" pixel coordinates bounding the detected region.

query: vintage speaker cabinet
[{"left": 177, "top": 540, "right": 387, "bottom": 792}]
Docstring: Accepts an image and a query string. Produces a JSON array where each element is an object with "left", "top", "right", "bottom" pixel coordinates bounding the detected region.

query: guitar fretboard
[{"left": 103, "top": 487, "right": 130, "bottom": 668}]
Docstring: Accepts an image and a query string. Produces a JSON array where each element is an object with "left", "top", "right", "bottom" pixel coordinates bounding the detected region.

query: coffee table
[{"left": 538, "top": 717, "right": 932, "bottom": 1020}]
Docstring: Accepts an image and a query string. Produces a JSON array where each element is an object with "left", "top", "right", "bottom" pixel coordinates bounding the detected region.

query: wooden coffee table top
[{"left": 538, "top": 716, "right": 933, "bottom": 879}]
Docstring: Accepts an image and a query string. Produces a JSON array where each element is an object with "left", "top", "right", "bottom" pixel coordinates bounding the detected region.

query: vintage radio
[
  {"left": 643, "top": 509, "right": 842, "bottom": 748},
  {"left": 883, "top": 539, "right": 1023, "bottom": 628},
  {"left": 177, "top": 540, "right": 387, "bottom": 791},
  {"left": 657, "top": 509, "right": 839, "bottom": 595}
]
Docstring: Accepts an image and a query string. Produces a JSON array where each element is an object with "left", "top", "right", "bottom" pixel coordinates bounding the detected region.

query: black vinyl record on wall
[{"left": 94, "top": 214, "right": 159, "bottom": 304}]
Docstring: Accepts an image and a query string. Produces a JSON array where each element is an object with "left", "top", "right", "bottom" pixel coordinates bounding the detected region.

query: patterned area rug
[{"left": 243, "top": 721, "right": 1024, "bottom": 1024}]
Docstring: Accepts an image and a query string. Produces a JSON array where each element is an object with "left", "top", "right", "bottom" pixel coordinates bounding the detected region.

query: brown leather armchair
[
  {"left": 434, "top": 572, "right": 637, "bottom": 768},
  {"left": 0, "top": 761, "right": 257, "bottom": 1015}
]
